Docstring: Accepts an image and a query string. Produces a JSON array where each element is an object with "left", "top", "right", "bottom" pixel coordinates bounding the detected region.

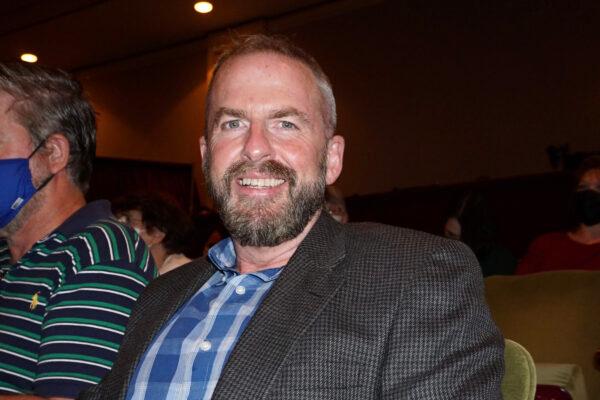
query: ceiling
[{"left": 0, "top": 0, "right": 329, "bottom": 71}]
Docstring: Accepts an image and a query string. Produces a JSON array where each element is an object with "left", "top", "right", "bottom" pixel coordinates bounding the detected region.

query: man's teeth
[{"left": 239, "top": 178, "right": 285, "bottom": 187}]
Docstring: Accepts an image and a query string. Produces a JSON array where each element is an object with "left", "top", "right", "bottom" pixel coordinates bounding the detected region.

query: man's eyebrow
[
  {"left": 269, "top": 107, "right": 310, "bottom": 124},
  {"left": 212, "top": 107, "right": 248, "bottom": 126}
]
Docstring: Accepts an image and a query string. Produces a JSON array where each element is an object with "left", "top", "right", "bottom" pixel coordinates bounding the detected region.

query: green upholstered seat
[{"left": 502, "top": 339, "right": 537, "bottom": 400}]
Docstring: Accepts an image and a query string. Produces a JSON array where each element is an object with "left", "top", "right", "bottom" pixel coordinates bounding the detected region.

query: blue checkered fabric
[{"left": 125, "top": 238, "right": 281, "bottom": 400}]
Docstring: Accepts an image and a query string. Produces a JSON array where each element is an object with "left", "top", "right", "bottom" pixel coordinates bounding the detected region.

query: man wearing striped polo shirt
[{"left": 0, "top": 63, "right": 155, "bottom": 399}]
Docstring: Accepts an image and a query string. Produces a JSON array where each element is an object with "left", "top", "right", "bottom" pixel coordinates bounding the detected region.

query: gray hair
[{"left": 0, "top": 62, "right": 96, "bottom": 192}]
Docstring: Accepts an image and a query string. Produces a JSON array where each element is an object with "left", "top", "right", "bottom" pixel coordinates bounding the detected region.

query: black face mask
[{"left": 574, "top": 190, "right": 600, "bottom": 226}]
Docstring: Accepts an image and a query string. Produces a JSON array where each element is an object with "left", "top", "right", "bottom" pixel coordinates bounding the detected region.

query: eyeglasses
[{"left": 116, "top": 215, "right": 143, "bottom": 226}]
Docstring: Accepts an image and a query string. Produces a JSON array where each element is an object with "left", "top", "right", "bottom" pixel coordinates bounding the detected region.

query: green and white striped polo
[{"left": 0, "top": 200, "right": 156, "bottom": 398}]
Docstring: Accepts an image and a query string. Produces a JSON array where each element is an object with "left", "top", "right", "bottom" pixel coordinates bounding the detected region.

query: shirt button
[
  {"left": 235, "top": 286, "right": 246, "bottom": 295},
  {"left": 200, "top": 340, "right": 211, "bottom": 351}
]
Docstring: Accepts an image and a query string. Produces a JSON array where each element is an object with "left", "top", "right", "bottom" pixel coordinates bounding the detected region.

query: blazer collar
[{"left": 212, "top": 211, "right": 348, "bottom": 399}]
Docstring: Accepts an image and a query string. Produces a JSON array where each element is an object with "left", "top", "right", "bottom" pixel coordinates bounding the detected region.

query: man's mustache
[{"left": 223, "top": 159, "right": 297, "bottom": 190}]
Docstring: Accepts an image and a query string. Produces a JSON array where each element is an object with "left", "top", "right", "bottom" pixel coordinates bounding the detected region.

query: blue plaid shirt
[{"left": 126, "top": 238, "right": 282, "bottom": 399}]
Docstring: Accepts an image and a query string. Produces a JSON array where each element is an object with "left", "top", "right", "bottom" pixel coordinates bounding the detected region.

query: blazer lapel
[{"left": 212, "top": 213, "right": 347, "bottom": 399}]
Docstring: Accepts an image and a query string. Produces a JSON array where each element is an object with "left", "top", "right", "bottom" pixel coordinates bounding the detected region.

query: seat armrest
[{"left": 536, "top": 363, "right": 588, "bottom": 400}]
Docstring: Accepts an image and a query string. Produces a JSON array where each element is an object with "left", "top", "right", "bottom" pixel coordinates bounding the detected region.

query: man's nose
[{"left": 242, "top": 123, "right": 273, "bottom": 161}]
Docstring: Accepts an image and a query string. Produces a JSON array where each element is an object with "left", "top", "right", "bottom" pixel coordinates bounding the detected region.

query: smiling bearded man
[{"left": 81, "top": 34, "right": 504, "bottom": 400}]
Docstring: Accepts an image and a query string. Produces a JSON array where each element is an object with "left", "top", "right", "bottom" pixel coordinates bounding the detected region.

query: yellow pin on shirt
[{"left": 30, "top": 292, "right": 40, "bottom": 311}]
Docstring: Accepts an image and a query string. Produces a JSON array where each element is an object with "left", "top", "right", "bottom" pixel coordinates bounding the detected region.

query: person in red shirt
[{"left": 517, "top": 157, "right": 600, "bottom": 274}]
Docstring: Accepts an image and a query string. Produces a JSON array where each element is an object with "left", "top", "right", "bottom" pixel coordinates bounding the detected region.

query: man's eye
[
  {"left": 223, "top": 120, "right": 241, "bottom": 129},
  {"left": 280, "top": 121, "right": 297, "bottom": 129}
]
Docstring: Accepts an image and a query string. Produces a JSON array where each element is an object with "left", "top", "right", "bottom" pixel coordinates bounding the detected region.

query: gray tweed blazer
[{"left": 80, "top": 213, "right": 504, "bottom": 399}]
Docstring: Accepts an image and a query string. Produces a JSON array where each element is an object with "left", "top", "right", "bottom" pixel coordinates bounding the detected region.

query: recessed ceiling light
[
  {"left": 20, "top": 53, "right": 38, "bottom": 63},
  {"left": 194, "top": 1, "right": 213, "bottom": 14}
]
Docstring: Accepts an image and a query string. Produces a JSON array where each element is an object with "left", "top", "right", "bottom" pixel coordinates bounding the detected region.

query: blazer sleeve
[{"left": 380, "top": 239, "right": 504, "bottom": 399}]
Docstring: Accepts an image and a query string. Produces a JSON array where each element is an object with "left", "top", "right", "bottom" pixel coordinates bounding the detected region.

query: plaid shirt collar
[{"left": 207, "top": 237, "right": 282, "bottom": 282}]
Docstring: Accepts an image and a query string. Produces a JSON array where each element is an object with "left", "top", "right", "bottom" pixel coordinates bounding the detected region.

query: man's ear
[
  {"left": 43, "top": 133, "right": 70, "bottom": 174},
  {"left": 325, "top": 135, "right": 345, "bottom": 185}
]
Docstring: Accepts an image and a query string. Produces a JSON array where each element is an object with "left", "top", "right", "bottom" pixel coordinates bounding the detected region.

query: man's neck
[
  {"left": 569, "top": 223, "right": 600, "bottom": 245},
  {"left": 233, "top": 211, "right": 321, "bottom": 274},
  {"left": 7, "top": 185, "right": 85, "bottom": 263}
]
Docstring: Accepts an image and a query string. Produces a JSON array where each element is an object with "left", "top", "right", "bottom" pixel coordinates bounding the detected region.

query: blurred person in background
[
  {"left": 192, "top": 207, "right": 228, "bottom": 256},
  {"left": 517, "top": 156, "right": 600, "bottom": 274},
  {"left": 113, "top": 194, "right": 194, "bottom": 275},
  {"left": 324, "top": 184, "right": 349, "bottom": 223},
  {"left": 444, "top": 190, "right": 517, "bottom": 276}
]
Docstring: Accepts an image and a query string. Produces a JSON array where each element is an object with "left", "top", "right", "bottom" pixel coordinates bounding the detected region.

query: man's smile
[
  {"left": 223, "top": 159, "right": 297, "bottom": 197},
  {"left": 238, "top": 177, "right": 285, "bottom": 188},
  {"left": 234, "top": 173, "right": 289, "bottom": 198}
]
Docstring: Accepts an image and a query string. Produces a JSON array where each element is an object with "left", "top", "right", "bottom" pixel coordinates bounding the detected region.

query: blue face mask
[{"left": 0, "top": 141, "right": 52, "bottom": 229}]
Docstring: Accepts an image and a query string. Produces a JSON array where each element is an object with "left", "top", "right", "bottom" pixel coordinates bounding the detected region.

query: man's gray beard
[
  {"left": 203, "top": 152, "right": 327, "bottom": 247},
  {"left": 0, "top": 189, "right": 45, "bottom": 240}
]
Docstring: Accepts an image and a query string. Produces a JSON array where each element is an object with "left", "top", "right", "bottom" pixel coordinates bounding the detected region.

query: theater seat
[
  {"left": 502, "top": 339, "right": 536, "bottom": 400},
  {"left": 485, "top": 271, "right": 600, "bottom": 399},
  {"left": 536, "top": 385, "right": 573, "bottom": 400},
  {"left": 536, "top": 364, "right": 586, "bottom": 400}
]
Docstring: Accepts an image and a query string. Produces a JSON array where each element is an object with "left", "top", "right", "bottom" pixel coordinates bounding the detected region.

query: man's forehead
[
  {"left": 0, "top": 92, "right": 29, "bottom": 136},
  {"left": 206, "top": 50, "right": 331, "bottom": 137},
  {"left": 213, "top": 52, "right": 317, "bottom": 91},
  {"left": 220, "top": 50, "right": 304, "bottom": 68},
  {"left": 210, "top": 53, "right": 322, "bottom": 114}
]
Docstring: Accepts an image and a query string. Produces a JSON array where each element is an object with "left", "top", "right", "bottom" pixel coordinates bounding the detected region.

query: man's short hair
[
  {"left": 0, "top": 62, "right": 96, "bottom": 192},
  {"left": 205, "top": 34, "right": 337, "bottom": 138}
]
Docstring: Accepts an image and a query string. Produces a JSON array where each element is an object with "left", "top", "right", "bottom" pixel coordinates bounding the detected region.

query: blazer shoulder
[
  {"left": 341, "top": 222, "right": 478, "bottom": 274},
  {"left": 344, "top": 221, "right": 460, "bottom": 253}
]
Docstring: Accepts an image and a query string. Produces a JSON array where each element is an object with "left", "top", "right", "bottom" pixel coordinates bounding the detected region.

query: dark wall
[
  {"left": 87, "top": 157, "right": 197, "bottom": 212},
  {"left": 79, "top": 1, "right": 600, "bottom": 203},
  {"left": 278, "top": 0, "right": 600, "bottom": 196},
  {"left": 347, "top": 172, "right": 574, "bottom": 259}
]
